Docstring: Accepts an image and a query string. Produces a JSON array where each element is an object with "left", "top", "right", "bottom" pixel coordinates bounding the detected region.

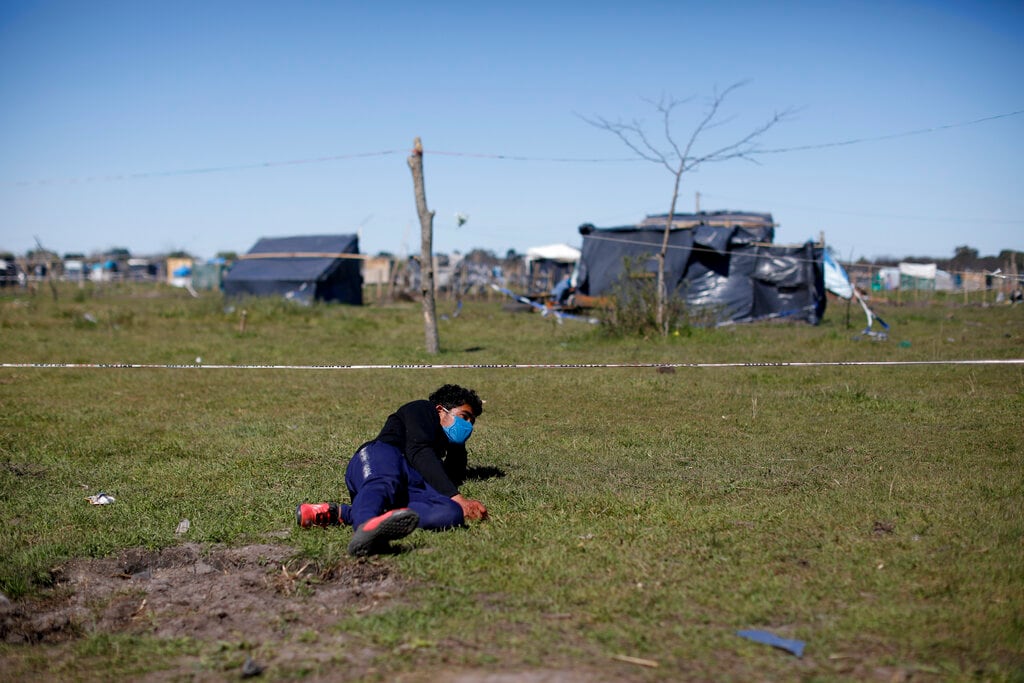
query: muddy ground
[{"left": 0, "top": 543, "right": 615, "bottom": 682}]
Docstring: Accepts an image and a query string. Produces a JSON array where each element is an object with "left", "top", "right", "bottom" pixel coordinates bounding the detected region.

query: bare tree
[
  {"left": 582, "top": 82, "right": 792, "bottom": 335},
  {"left": 408, "top": 137, "right": 439, "bottom": 354}
]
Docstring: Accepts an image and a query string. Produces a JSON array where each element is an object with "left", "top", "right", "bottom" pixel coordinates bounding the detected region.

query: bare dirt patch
[
  {"left": 0, "top": 543, "right": 640, "bottom": 682},
  {"left": 0, "top": 543, "right": 404, "bottom": 679}
]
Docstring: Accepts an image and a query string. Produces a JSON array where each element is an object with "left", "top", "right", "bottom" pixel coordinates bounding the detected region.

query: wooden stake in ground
[{"left": 408, "top": 137, "right": 439, "bottom": 354}]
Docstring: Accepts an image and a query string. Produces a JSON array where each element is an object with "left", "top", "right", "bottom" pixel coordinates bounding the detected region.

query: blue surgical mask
[{"left": 442, "top": 408, "right": 474, "bottom": 444}]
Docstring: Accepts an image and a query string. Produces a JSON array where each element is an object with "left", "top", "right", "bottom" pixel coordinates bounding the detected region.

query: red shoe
[
  {"left": 348, "top": 508, "right": 419, "bottom": 556},
  {"left": 296, "top": 502, "right": 340, "bottom": 528}
]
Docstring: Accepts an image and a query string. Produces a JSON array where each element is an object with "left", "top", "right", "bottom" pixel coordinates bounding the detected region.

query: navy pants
[{"left": 341, "top": 440, "right": 465, "bottom": 531}]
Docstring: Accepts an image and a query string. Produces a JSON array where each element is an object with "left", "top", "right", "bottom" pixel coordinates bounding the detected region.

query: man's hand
[{"left": 452, "top": 494, "right": 488, "bottom": 521}]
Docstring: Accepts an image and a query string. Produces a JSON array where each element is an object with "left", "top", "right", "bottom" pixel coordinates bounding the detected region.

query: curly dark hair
[{"left": 429, "top": 384, "right": 483, "bottom": 417}]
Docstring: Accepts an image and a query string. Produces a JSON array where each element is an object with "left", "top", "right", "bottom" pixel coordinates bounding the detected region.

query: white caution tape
[{"left": 2, "top": 360, "right": 1022, "bottom": 371}]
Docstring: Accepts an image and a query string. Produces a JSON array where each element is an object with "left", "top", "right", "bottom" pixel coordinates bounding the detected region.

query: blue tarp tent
[{"left": 223, "top": 234, "right": 363, "bottom": 305}]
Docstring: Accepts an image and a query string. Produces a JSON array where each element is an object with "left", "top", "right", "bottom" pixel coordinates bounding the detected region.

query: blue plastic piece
[{"left": 736, "top": 629, "right": 805, "bottom": 658}]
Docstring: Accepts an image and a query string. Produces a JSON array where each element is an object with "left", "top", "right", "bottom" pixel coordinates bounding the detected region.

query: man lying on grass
[{"left": 296, "top": 384, "right": 489, "bottom": 556}]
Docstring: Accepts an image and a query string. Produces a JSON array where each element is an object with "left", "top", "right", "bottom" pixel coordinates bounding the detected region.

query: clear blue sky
[{"left": 2, "top": 1, "right": 1022, "bottom": 262}]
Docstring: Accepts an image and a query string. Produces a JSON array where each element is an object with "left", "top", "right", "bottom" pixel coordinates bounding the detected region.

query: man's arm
[{"left": 443, "top": 446, "right": 487, "bottom": 520}]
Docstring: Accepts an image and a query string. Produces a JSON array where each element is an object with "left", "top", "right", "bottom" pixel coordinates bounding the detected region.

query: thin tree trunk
[
  {"left": 656, "top": 171, "right": 683, "bottom": 335},
  {"left": 408, "top": 137, "right": 439, "bottom": 354}
]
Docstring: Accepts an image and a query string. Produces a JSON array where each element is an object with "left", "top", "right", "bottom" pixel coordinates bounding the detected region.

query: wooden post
[
  {"left": 387, "top": 258, "right": 401, "bottom": 302},
  {"left": 408, "top": 138, "right": 440, "bottom": 354},
  {"left": 455, "top": 258, "right": 466, "bottom": 310}
]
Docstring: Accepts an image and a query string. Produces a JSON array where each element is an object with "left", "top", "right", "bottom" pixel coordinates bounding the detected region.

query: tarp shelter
[
  {"left": 63, "top": 259, "right": 87, "bottom": 281},
  {"left": 525, "top": 243, "right": 581, "bottom": 293},
  {"left": 898, "top": 262, "right": 954, "bottom": 291},
  {"left": 223, "top": 234, "right": 363, "bottom": 305},
  {"left": 525, "top": 243, "right": 581, "bottom": 264},
  {"left": 873, "top": 268, "right": 901, "bottom": 291},
  {"left": 899, "top": 262, "right": 936, "bottom": 291},
  {"left": 166, "top": 257, "right": 193, "bottom": 285},
  {"left": 191, "top": 260, "right": 227, "bottom": 291},
  {"left": 0, "top": 257, "right": 17, "bottom": 287},
  {"left": 576, "top": 211, "right": 825, "bottom": 324}
]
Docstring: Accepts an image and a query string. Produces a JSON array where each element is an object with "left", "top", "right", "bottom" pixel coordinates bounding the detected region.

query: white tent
[
  {"left": 524, "top": 243, "right": 581, "bottom": 294},
  {"left": 877, "top": 267, "right": 901, "bottom": 290},
  {"left": 899, "top": 262, "right": 936, "bottom": 281},
  {"left": 899, "top": 262, "right": 953, "bottom": 291},
  {"left": 525, "top": 244, "right": 581, "bottom": 264}
]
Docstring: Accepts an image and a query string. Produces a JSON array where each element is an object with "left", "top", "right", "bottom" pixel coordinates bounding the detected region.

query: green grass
[{"left": 1, "top": 282, "right": 1022, "bottom": 680}]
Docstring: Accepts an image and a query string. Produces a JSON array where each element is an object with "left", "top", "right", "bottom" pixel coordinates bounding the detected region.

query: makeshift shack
[
  {"left": 191, "top": 259, "right": 227, "bottom": 291},
  {"left": 166, "top": 257, "right": 194, "bottom": 287},
  {"left": 524, "top": 243, "right": 580, "bottom": 294},
  {"left": 576, "top": 211, "right": 825, "bottom": 325},
  {"left": 223, "top": 234, "right": 363, "bottom": 305},
  {"left": 899, "top": 262, "right": 954, "bottom": 291}
]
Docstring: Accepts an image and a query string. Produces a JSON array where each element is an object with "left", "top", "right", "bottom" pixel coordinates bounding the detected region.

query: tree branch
[
  {"left": 577, "top": 113, "right": 675, "bottom": 174},
  {"left": 685, "top": 107, "right": 796, "bottom": 170},
  {"left": 581, "top": 80, "right": 791, "bottom": 337}
]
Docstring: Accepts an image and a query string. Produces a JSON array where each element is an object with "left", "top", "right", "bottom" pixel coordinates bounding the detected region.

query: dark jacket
[{"left": 374, "top": 399, "right": 467, "bottom": 497}]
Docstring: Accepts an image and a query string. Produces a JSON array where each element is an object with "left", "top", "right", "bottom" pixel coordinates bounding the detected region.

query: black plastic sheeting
[
  {"left": 223, "top": 234, "right": 363, "bottom": 305},
  {"left": 577, "top": 213, "right": 825, "bottom": 325}
]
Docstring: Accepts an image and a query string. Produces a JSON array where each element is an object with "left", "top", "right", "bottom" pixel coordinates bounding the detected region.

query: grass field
[{"left": 1, "top": 283, "right": 1022, "bottom": 681}]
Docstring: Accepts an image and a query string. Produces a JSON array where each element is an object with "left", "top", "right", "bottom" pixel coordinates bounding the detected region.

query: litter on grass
[
  {"left": 737, "top": 629, "right": 805, "bottom": 658},
  {"left": 175, "top": 519, "right": 191, "bottom": 535},
  {"left": 241, "top": 656, "right": 264, "bottom": 678},
  {"left": 86, "top": 492, "right": 115, "bottom": 505}
]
